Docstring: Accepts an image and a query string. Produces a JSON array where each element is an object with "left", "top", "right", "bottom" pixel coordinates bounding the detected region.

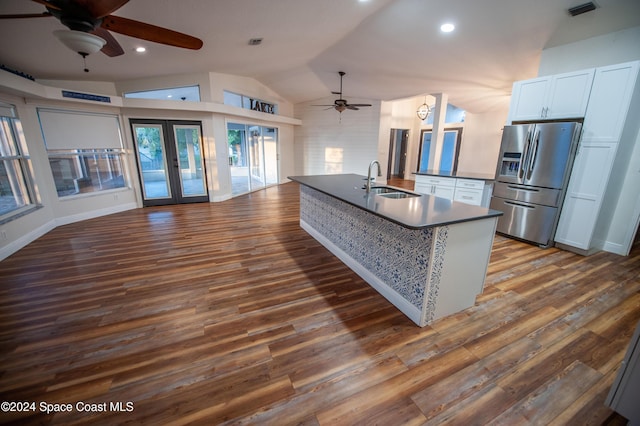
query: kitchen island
[{"left": 288, "top": 174, "right": 503, "bottom": 327}]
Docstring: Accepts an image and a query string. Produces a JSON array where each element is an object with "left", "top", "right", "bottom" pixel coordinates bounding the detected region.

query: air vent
[
  {"left": 248, "top": 38, "right": 263, "bottom": 46},
  {"left": 568, "top": 2, "right": 597, "bottom": 16}
]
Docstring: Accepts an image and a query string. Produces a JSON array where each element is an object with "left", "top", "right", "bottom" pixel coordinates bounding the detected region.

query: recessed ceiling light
[
  {"left": 440, "top": 23, "right": 455, "bottom": 33},
  {"left": 135, "top": 46, "right": 146, "bottom": 53}
]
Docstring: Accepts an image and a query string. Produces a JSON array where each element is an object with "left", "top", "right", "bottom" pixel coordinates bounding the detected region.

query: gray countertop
[
  {"left": 288, "top": 174, "right": 502, "bottom": 229},
  {"left": 414, "top": 170, "right": 496, "bottom": 181}
]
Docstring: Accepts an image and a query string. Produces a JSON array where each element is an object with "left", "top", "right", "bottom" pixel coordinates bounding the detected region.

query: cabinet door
[
  {"left": 582, "top": 61, "right": 640, "bottom": 143},
  {"left": 508, "top": 77, "right": 550, "bottom": 122},
  {"left": 433, "top": 185, "right": 455, "bottom": 200},
  {"left": 555, "top": 144, "right": 617, "bottom": 249},
  {"left": 414, "top": 182, "right": 431, "bottom": 195},
  {"left": 546, "top": 69, "right": 594, "bottom": 119}
]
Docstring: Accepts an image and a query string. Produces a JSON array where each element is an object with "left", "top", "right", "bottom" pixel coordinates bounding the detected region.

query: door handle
[
  {"left": 507, "top": 185, "right": 539, "bottom": 192},
  {"left": 527, "top": 130, "right": 540, "bottom": 179},
  {"left": 519, "top": 130, "right": 532, "bottom": 179},
  {"left": 504, "top": 200, "right": 535, "bottom": 209}
]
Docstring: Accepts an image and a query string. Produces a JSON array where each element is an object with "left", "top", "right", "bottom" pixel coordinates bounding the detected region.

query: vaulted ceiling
[{"left": 1, "top": 0, "right": 639, "bottom": 113}]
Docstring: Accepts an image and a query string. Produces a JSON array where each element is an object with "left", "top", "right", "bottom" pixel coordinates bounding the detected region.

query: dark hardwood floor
[{"left": 1, "top": 179, "right": 638, "bottom": 425}]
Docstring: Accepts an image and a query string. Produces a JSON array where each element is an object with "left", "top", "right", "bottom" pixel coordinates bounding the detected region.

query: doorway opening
[
  {"left": 387, "top": 129, "right": 409, "bottom": 179},
  {"left": 227, "top": 123, "right": 279, "bottom": 197},
  {"left": 131, "top": 119, "right": 208, "bottom": 207}
]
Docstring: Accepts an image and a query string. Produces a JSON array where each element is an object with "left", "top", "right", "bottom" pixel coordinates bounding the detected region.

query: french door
[
  {"left": 131, "top": 119, "right": 208, "bottom": 206},
  {"left": 227, "top": 123, "right": 278, "bottom": 196}
]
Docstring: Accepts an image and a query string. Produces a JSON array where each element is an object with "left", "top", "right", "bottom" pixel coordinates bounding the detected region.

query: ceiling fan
[
  {"left": 314, "top": 71, "right": 372, "bottom": 114},
  {"left": 0, "top": 0, "right": 203, "bottom": 59}
]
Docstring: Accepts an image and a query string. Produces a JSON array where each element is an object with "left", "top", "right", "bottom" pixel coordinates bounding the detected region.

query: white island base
[{"left": 300, "top": 186, "right": 498, "bottom": 327}]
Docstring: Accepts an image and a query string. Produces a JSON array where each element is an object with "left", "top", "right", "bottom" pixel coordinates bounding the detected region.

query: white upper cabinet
[
  {"left": 582, "top": 61, "right": 640, "bottom": 143},
  {"left": 508, "top": 69, "right": 595, "bottom": 122}
]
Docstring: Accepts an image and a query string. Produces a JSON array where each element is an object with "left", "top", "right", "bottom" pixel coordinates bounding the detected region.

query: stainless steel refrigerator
[{"left": 490, "top": 122, "right": 581, "bottom": 247}]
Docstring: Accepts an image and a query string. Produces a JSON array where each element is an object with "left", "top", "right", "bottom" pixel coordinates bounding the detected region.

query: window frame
[{"left": 0, "top": 104, "right": 39, "bottom": 223}]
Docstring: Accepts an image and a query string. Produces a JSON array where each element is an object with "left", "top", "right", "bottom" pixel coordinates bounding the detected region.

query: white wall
[
  {"left": 456, "top": 110, "right": 508, "bottom": 175},
  {"left": 294, "top": 98, "right": 382, "bottom": 176},
  {"left": 539, "top": 26, "right": 640, "bottom": 76}
]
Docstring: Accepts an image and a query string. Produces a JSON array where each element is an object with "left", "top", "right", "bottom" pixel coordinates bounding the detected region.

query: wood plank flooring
[{"left": 0, "top": 179, "right": 638, "bottom": 425}]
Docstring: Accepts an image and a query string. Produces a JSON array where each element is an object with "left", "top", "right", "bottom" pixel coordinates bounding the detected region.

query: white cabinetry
[
  {"left": 414, "top": 176, "right": 456, "bottom": 200},
  {"left": 508, "top": 69, "right": 595, "bottom": 122},
  {"left": 555, "top": 61, "right": 640, "bottom": 252},
  {"left": 454, "top": 179, "right": 488, "bottom": 206},
  {"left": 415, "top": 175, "right": 492, "bottom": 207}
]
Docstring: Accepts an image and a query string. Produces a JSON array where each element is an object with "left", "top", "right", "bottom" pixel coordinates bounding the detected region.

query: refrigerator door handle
[
  {"left": 527, "top": 130, "right": 540, "bottom": 180},
  {"left": 504, "top": 200, "right": 535, "bottom": 209},
  {"left": 519, "top": 129, "right": 532, "bottom": 179},
  {"left": 507, "top": 184, "right": 539, "bottom": 193}
]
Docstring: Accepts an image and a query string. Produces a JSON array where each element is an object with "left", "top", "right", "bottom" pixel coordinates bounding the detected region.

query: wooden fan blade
[
  {"left": 31, "top": 0, "right": 61, "bottom": 11},
  {"left": 72, "top": 0, "right": 129, "bottom": 19},
  {"left": 349, "top": 104, "right": 372, "bottom": 107},
  {"left": 0, "top": 12, "right": 52, "bottom": 19},
  {"left": 346, "top": 105, "right": 359, "bottom": 110},
  {"left": 91, "top": 27, "right": 124, "bottom": 57},
  {"left": 101, "top": 15, "right": 203, "bottom": 50}
]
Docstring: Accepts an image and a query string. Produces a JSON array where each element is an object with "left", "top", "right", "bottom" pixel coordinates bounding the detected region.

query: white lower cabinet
[
  {"left": 415, "top": 175, "right": 492, "bottom": 207},
  {"left": 414, "top": 176, "right": 456, "bottom": 200}
]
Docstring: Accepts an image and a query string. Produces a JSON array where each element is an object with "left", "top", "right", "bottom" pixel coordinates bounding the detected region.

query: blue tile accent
[{"left": 300, "top": 186, "right": 449, "bottom": 320}]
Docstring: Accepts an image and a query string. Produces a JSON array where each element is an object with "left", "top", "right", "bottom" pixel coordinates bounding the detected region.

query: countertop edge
[
  {"left": 414, "top": 171, "right": 496, "bottom": 181},
  {"left": 289, "top": 174, "right": 503, "bottom": 230}
]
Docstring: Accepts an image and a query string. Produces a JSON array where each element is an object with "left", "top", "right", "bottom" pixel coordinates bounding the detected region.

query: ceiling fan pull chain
[{"left": 81, "top": 53, "right": 90, "bottom": 73}]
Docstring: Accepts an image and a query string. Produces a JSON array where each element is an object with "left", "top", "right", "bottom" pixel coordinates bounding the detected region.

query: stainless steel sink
[
  {"left": 379, "top": 192, "right": 419, "bottom": 199},
  {"left": 368, "top": 186, "right": 398, "bottom": 194},
  {"left": 366, "top": 186, "right": 420, "bottom": 199}
]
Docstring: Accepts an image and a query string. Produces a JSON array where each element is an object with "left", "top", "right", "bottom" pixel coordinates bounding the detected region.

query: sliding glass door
[{"left": 228, "top": 123, "right": 278, "bottom": 196}]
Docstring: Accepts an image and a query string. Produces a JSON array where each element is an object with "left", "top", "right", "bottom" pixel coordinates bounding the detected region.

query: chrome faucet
[{"left": 366, "top": 160, "right": 382, "bottom": 192}]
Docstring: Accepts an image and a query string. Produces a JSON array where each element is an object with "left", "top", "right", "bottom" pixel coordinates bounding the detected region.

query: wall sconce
[{"left": 417, "top": 96, "right": 431, "bottom": 120}]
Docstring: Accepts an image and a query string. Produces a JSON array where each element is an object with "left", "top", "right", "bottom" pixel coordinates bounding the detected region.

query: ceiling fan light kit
[
  {"left": 53, "top": 29, "right": 105, "bottom": 56},
  {"left": 2, "top": 0, "right": 204, "bottom": 62}
]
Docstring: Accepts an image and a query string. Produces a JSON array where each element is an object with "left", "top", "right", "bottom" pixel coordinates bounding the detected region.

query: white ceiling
[{"left": 1, "top": 0, "right": 639, "bottom": 113}]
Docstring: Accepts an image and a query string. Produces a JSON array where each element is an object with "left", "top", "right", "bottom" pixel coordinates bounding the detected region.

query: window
[
  {"left": 124, "top": 85, "right": 201, "bottom": 102},
  {"left": 423, "top": 103, "right": 466, "bottom": 124},
  {"left": 0, "top": 102, "right": 38, "bottom": 221},
  {"left": 417, "top": 128, "right": 463, "bottom": 173},
  {"left": 47, "top": 149, "right": 126, "bottom": 197},
  {"left": 38, "top": 108, "right": 128, "bottom": 198}
]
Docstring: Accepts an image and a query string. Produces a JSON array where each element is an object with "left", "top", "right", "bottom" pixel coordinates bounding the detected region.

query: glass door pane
[
  {"left": 227, "top": 123, "right": 278, "bottom": 197},
  {"left": 173, "top": 125, "right": 206, "bottom": 197},
  {"left": 228, "top": 123, "right": 250, "bottom": 196},
  {"left": 440, "top": 128, "right": 462, "bottom": 173},
  {"left": 133, "top": 123, "right": 171, "bottom": 200},
  {"left": 249, "top": 126, "right": 265, "bottom": 190},
  {"left": 418, "top": 130, "right": 432, "bottom": 173},
  {"left": 263, "top": 127, "right": 278, "bottom": 186}
]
